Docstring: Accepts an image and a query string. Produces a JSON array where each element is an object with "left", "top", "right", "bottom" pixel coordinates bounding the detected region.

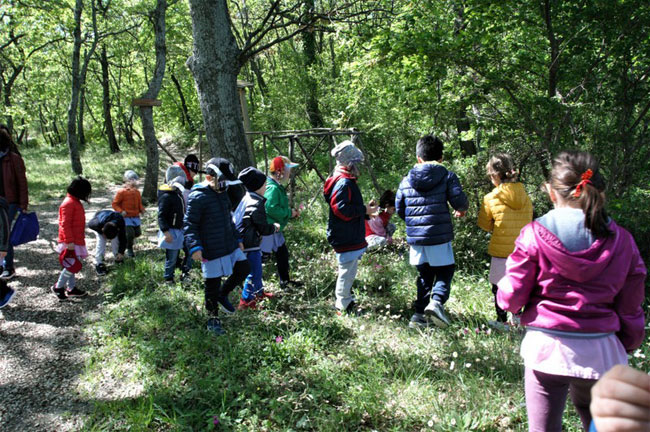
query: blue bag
[{"left": 10, "top": 211, "right": 39, "bottom": 246}]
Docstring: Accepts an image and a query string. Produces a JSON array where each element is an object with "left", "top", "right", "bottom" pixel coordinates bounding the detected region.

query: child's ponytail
[
  {"left": 549, "top": 151, "right": 611, "bottom": 238},
  {"left": 486, "top": 153, "right": 518, "bottom": 183}
]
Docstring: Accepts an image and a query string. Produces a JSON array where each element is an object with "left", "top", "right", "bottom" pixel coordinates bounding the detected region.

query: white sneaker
[{"left": 424, "top": 300, "right": 450, "bottom": 328}]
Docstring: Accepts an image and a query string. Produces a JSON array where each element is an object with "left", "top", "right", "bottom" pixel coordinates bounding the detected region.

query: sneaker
[
  {"left": 424, "top": 299, "right": 451, "bottom": 328},
  {"left": 126, "top": 249, "right": 135, "bottom": 258},
  {"left": 179, "top": 271, "right": 190, "bottom": 282},
  {"left": 217, "top": 295, "right": 236, "bottom": 314},
  {"left": 487, "top": 320, "right": 511, "bottom": 332},
  {"left": 0, "top": 268, "right": 16, "bottom": 280},
  {"left": 51, "top": 285, "right": 67, "bottom": 302},
  {"left": 95, "top": 263, "right": 108, "bottom": 276},
  {"left": 0, "top": 287, "right": 16, "bottom": 308},
  {"left": 280, "top": 280, "right": 304, "bottom": 289},
  {"left": 238, "top": 298, "right": 258, "bottom": 310},
  {"left": 206, "top": 317, "right": 226, "bottom": 335},
  {"left": 409, "top": 313, "right": 430, "bottom": 329},
  {"left": 336, "top": 301, "right": 361, "bottom": 317},
  {"left": 257, "top": 291, "right": 275, "bottom": 300},
  {"left": 66, "top": 287, "right": 88, "bottom": 297}
]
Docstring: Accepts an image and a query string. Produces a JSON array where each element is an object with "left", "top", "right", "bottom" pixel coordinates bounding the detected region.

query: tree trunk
[
  {"left": 170, "top": 72, "right": 195, "bottom": 131},
  {"left": 303, "top": 0, "right": 324, "bottom": 128},
  {"left": 66, "top": 0, "right": 84, "bottom": 174},
  {"left": 187, "top": 0, "right": 253, "bottom": 171},
  {"left": 100, "top": 46, "right": 120, "bottom": 153},
  {"left": 78, "top": 86, "right": 86, "bottom": 148},
  {"left": 140, "top": 0, "right": 167, "bottom": 203}
]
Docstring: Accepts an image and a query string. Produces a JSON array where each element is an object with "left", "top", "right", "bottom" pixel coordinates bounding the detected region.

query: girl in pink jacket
[{"left": 497, "top": 151, "right": 646, "bottom": 432}]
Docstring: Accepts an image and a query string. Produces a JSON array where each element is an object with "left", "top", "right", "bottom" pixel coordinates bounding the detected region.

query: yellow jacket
[{"left": 478, "top": 182, "right": 533, "bottom": 258}]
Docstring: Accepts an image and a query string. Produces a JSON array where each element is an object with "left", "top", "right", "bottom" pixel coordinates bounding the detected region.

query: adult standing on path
[{"left": 0, "top": 125, "right": 29, "bottom": 280}]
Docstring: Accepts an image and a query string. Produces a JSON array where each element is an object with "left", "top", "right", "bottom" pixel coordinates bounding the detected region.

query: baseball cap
[
  {"left": 269, "top": 156, "right": 299, "bottom": 173},
  {"left": 59, "top": 249, "right": 82, "bottom": 274}
]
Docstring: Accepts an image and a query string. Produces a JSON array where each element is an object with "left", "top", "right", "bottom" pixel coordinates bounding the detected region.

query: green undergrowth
[
  {"left": 23, "top": 145, "right": 146, "bottom": 204},
  {"left": 77, "top": 200, "right": 650, "bottom": 432}
]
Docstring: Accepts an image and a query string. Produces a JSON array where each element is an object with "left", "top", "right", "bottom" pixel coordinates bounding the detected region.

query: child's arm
[
  {"left": 613, "top": 243, "right": 646, "bottom": 351},
  {"left": 157, "top": 196, "right": 172, "bottom": 233},
  {"left": 60, "top": 201, "right": 77, "bottom": 247},
  {"left": 265, "top": 187, "right": 291, "bottom": 227},
  {"left": 0, "top": 204, "right": 9, "bottom": 258},
  {"left": 183, "top": 193, "right": 203, "bottom": 260},
  {"left": 112, "top": 189, "right": 125, "bottom": 215},
  {"left": 395, "top": 184, "right": 406, "bottom": 220},
  {"left": 329, "top": 180, "right": 366, "bottom": 221},
  {"left": 446, "top": 172, "right": 469, "bottom": 215},
  {"left": 252, "top": 207, "right": 278, "bottom": 237},
  {"left": 496, "top": 224, "right": 539, "bottom": 313},
  {"left": 477, "top": 195, "right": 494, "bottom": 232},
  {"left": 116, "top": 217, "right": 127, "bottom": 256}
]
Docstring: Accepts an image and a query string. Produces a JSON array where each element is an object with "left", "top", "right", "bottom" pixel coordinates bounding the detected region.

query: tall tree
[{"left": 140, "top": 0, "right": 168, "bottom": 202}]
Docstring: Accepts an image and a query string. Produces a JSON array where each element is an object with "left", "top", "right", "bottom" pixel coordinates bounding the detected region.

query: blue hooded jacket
[
  {"left": 396, "top": 163, "right": 468, "bottom": 246},
  {"left": 184, "top": 184, "right": 239, "bottom": 260}
]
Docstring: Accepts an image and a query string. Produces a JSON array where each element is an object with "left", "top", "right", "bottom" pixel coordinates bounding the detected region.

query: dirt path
[{"left": 0, "top": 187, "right": 155, "bottom": 431}]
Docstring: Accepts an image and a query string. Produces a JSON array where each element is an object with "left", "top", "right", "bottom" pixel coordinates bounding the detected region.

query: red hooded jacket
[{"left": 58, "top": 194, "right": 86, "bottom": 246}]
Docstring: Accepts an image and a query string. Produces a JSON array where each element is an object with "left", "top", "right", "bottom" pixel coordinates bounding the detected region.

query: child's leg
[
  {"left": 204, "top": 277, "right": 222, "bottom": 315},
  {"left": 242, "top": 251, "right": 263, "bottom": 300},
  {"left": 568, "top": 376, "right": 597, "bottom": 430},
  {"left": 414, "top": 263, "right": 435, "bottom": 314},
  {"left": 164, "top": 249, "right": 180, "bottom": 280},
  {"left": 386, "top": 223, "right": 396, "bottom": 237},
  {"left": 56, "top": 269, "right": 75, "bottom": 289},
  {"left": 275, "top": 243, "right": 290, "bottom": 283},
  {"left": 524, "top": 368, "right": 570, "bottom": 432},
  {"left": 431, "top": 264, "right": 455, "bottom": 304},
  {"left": 125, "top": 226, "right": 135, "bottom": 251},
  {"left": 111, "top": 238, "right": 119, "bottom": 257},
  {"left": 335, "top": 258, "right": 359, "bottom": 310},
  {"left": 491, "top": 283, "right": 508, "bottom": 322},
  {"left": 66, "top": 273, "right": 76, "bottom": 290},
  {"left": 222, "top": 259, "right": 250, "bottom": 296},
  {"left": 95, "top": 232, "right": 107, "bottom": 264}
]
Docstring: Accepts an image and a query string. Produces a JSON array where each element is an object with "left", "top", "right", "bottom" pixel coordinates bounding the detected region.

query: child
[
  {"left": 477, "top": 153, "right": 532, "bottom": 328},
  {"left": 0, "top": 197, "right": 14, "bottom": 307},
  {"left": 112, "top": 170, "right": 145, "bottom": 257},
  {"left": 215, "top": 157, "right": 246, "bottom": 211},
  {"left": 88, "top": 210, "right": 127, "bottom": 276},
  {"left": 157, "top": 175, "right": 187, "bottom": 283},
  {"left": 52, "top": 177, "right": 92, "bottom": 301},
  {"left": 365, "top": 190, "right": 397, "bottom": 249},
  {"left": 234, "top": 167, "right": 280, "bottom": 309},
  {"left": 174, "top": 154, "right": 200, "bottom": 189},
  {"left": 497, "top": 151, "right": 646, "bottom": 432},
  {"left": 396, "top": 135, "right": 468, "bottom": 329},
  {"left": 184, "top": 157, "right": 251, "bottom": 335},
  {"left": 261, "top": 156, "right": 302, "bottom": 288},
  {"left": 323, "top": 141, "right": 377, "bottom": 314}
]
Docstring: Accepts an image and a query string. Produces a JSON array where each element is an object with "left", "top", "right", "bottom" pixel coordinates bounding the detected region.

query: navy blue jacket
[
  {"left": 184, "top": 184, "right": 239, "bottom": 260},
  {"left": 323, "top": 169, "right": 367, "bottom": 253},
  {"left": 234, "top": 192, "right": 277, "bottom": 251},
  {"left": 88, "top": 210, "right": 127, "bottom": 254},
  {"left": 396, "top": 163, "right": 468, "bottom": 246},
  {"left": 157, "top": 185, "right": 184, "bottom": 232}
]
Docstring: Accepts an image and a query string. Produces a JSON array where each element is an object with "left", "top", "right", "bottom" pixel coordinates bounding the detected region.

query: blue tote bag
[{"left": 10, "top": 211, "right": 39, "bottom": 246}]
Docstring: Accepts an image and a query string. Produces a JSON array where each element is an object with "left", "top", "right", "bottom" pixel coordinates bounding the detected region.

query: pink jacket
[{"left": 497, "top": 220, "right": 646, "bottom": 351}]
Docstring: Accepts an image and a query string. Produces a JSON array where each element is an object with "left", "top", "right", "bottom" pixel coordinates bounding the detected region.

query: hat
[
  {"left": 184, "top": 154, "right": 200, "bottom": 173},
  {"left": 331, "top": 141, "right": 364, "bottom": 166},
  {"left": 124, "top": 170, "right": 139, "bottom": 182},
  {"left": 165, "top": 165, "right": 185, "bottom": 183},
  {"left": 238, "top": 167, "right": 267, "bottom": 192},
  {"left": 214, "top": 157, "right": 237, "bottom": 181},
  {"left": 59, "top": 249, "right": 82, "bottom": 274},
  {"left": 269, "top": 156, "right": 299, "bottom": 173},
  {"left": 169, "top": 176, "right": 186, "bottom": 193}
]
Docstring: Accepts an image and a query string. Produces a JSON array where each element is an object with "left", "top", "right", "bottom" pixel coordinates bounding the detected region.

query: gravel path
[{"left": 0, "top": 188, "right": 146, "bottom": 431}]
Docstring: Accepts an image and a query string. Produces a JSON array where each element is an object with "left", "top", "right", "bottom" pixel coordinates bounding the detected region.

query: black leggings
[
  {"left": 492, "top": 283, "right": 508, "bottom": 322},
  {"left": 275, "top": 243, "right": 290, "bottom": 283},
  {"left": 204, "top": 259, "right": 250, "bottom": 315}
]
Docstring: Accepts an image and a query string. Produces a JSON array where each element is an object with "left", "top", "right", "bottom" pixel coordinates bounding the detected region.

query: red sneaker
[
  {"left": 238, "top": 298, "right": 258, "bottom": 310},
  {"left": 257, "top": 291, "right": 275, "bottom": 300}
]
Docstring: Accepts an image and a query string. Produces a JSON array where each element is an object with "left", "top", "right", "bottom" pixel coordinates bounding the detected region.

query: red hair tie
[{"left": 573, "top": 169, "right": 593, "bottom": 198}]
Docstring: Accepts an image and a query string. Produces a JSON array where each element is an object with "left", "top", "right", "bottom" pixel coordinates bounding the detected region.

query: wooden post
[
  {"left": 294, "top": 137, "right": 325, "bottom": 182},
  {"left": 329, "top": 135, "right": 337, "bottom": 173},
  {"left": 263, "top": 134, "right": 269, "bottom": 175}
]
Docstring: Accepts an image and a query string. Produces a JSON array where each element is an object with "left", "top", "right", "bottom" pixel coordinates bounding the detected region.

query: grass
[
  {"left": 23, "top": 144, "right": 146, "bottom": 204},
  {"left": 76, "top": 192, "right": 650, "bottom": 432}
]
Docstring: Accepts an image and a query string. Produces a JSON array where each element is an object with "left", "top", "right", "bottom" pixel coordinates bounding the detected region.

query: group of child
[{"left": 44, "top": 133, "right": 646, "bottom": 431}]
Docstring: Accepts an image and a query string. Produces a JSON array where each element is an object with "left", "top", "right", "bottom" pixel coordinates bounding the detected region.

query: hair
[
  {"left": 67, "top": 176, "right": 92, "bottom": 202},
  {"left": 486, "top": 153, "right": 518, "bottom": 183},
  {"left": 0, "top": 124, "right": 20, "bottom": 155},
  {"left": 103, "top": 221, "right": 118, "bottom": 239},
  {"left": 379, "top": 190, "right": 396, "bottom": 209},
  {"left": 416, "top": 135, "right": 443, "bottom": 162},
  {"left": 549, "top": 151, "right": 611, "bottom": 238}
]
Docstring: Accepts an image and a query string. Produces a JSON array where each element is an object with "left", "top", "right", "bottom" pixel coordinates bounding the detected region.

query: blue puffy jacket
[
  {"left": 323, "top": 168, "right": 367, "bottom": 253},
  {"left": 88, "top": 210, "right": 127, "bottom": 254},
  {"left": 184, "top": 184, "right": 239, "bottom": 260},
  {"left": 396, "top": 162, "right": 468, "bottom": 245}
]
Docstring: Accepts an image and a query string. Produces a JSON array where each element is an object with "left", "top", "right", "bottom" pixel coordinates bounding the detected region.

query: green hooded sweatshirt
[{"left": 264, "top": 177, "right": 291, "bottom": 231}]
